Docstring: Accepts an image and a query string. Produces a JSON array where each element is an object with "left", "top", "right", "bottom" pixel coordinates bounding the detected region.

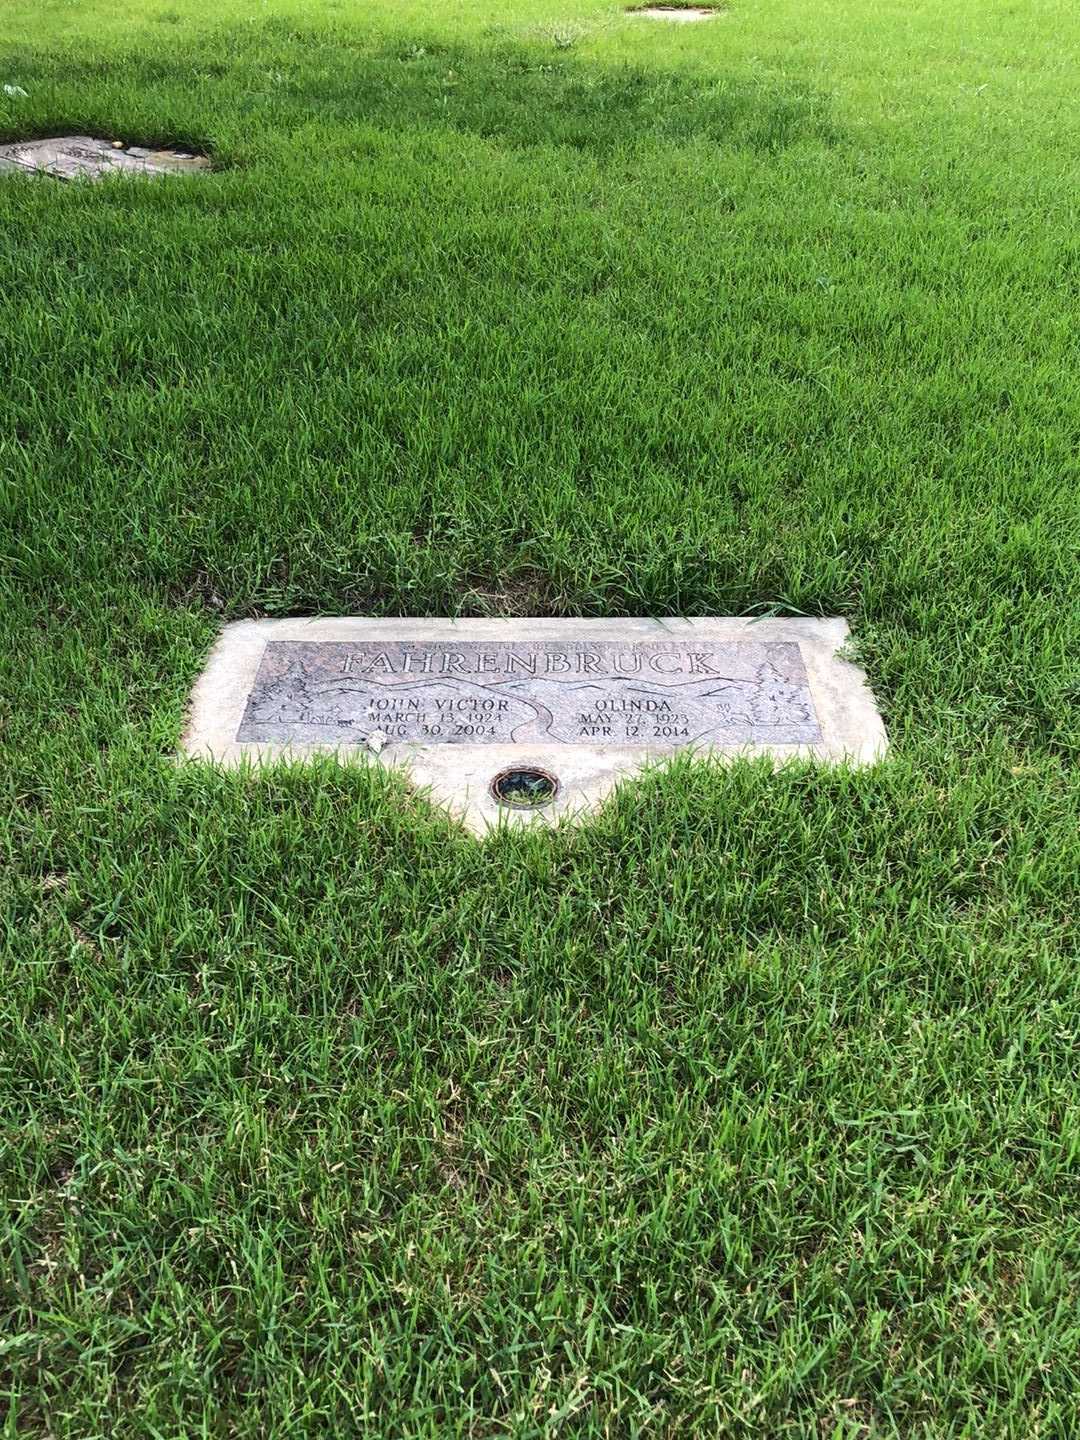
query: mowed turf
[{"left": 2, "top": 0, "right": 1079, "bottom": 1434}]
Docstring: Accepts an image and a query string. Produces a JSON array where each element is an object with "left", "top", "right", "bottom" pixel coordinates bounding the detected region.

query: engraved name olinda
[{"left": 236, "top": 641, "right": 822, "bottom": 748}]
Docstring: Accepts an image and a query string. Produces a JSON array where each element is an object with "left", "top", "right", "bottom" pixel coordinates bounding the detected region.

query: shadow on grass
[{"left": 5, "top": 21, "right": 839, "bottom": 157}]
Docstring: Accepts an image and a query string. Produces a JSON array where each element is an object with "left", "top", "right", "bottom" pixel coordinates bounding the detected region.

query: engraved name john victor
[{"left": 236, "top": 641, "right": 822, "bottom": 747}]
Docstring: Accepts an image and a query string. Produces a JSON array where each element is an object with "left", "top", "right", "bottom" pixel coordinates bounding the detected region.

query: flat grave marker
[
  {"left": 0, "top": 136, "right": 209, "bottom": 180},
  {"left": 183, "top": 618, "right": 887, "bottom": 832},
  {"left": 628, "top": 6, "right": 720, "bottom": 21}
]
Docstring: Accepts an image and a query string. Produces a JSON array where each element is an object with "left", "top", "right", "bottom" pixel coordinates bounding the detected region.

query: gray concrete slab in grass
[
  {"left": 628, "top": 7, "right": 720, "bottom": 21},
  {"left": 181, "top": 618, "right": 888, "bottom": 834},
  {"left": 0, "top": 136, "right": 208, "bottom": 180}
]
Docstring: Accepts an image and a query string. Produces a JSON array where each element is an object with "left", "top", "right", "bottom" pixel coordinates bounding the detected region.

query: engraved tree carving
[
  {"left": 248, "top": 661, "right": 316, "bottom": 723},
  {"left": 748, "top": 662, "right": 811, "bottom": 727}
]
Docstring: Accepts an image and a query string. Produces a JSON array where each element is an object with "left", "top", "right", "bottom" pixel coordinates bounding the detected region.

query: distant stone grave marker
[
  {"left": 182, "top": 618, "right": 887, "bottom": 833},
  {"left": 628, "top": 6, "right": 720, "bottom": 21},
  {"left": 0, "top": 136, "right": 209, "bottom": 180}
]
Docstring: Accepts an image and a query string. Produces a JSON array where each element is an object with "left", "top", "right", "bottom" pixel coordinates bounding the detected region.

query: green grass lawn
[{"left": 3, "top": 0, "right": 1080, "bottom": 1432}]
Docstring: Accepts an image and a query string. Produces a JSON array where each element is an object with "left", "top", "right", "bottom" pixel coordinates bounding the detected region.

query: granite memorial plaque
[
  {"left": 236, "top": 639, "right": 822, "bottom": 748},
  {"left": 0, "top": 137, "right": 209, "bottom": 181},
  {"left": 183, "top": 618, "right": 887, "bottom": 833}
]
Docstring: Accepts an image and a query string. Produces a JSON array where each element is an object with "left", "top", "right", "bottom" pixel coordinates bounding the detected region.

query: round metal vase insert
[{"left": 490, "top": 767, "right": 560, "bottom": 810}]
